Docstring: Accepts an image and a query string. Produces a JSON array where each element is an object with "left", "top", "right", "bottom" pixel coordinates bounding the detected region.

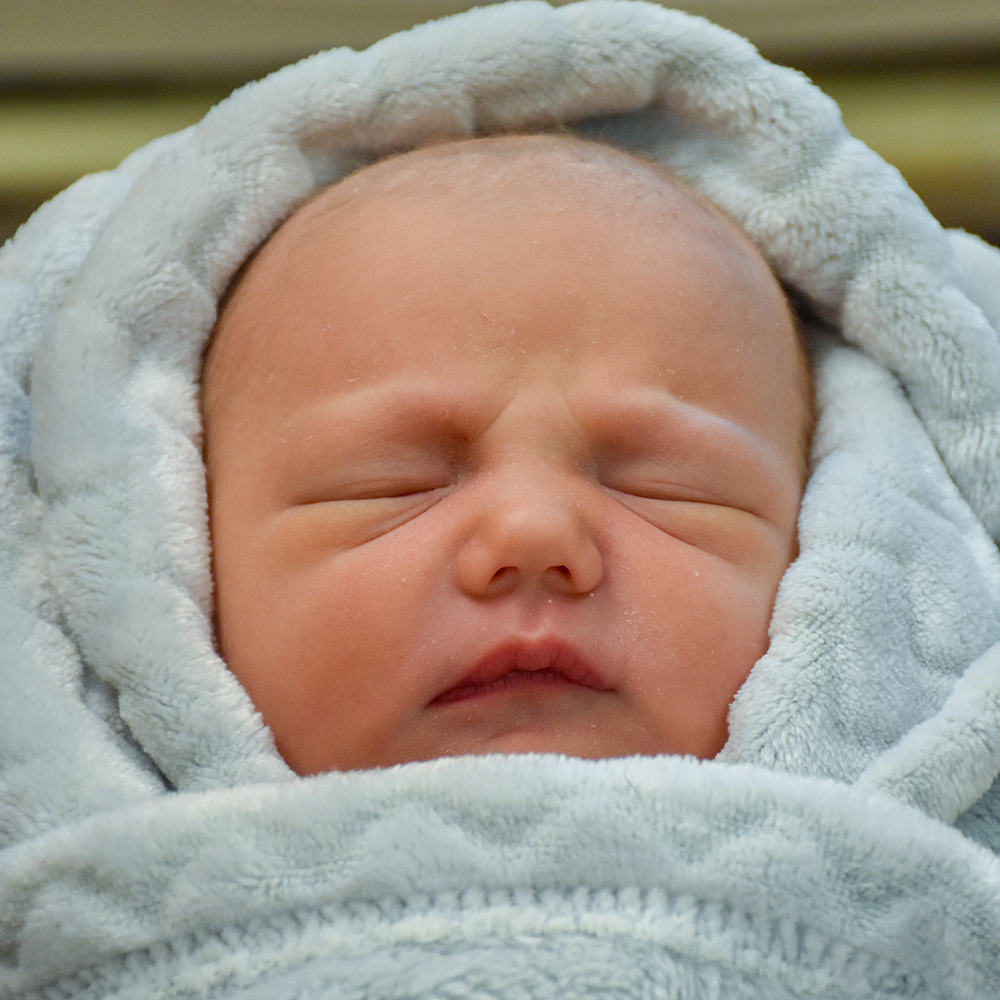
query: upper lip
[{"left": 430, "top": 639, "right": 612, "bottom": 705}]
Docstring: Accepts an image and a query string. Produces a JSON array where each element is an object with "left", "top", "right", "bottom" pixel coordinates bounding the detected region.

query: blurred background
[{"left": 2, "top": 0, "right": 998, "bottom": 246}]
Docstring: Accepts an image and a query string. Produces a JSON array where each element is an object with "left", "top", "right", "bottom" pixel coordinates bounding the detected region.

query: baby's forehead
[
  {"left": 204, "top": 133, "right": 797, "bottom": 428},
  {"left": 221, "top": 135, "right": 771, "bottom": 360},
  {"left": 202, "top": 133, "right": 810, "bottom": 489},
  {"left": 283, "top": 133, "right": 740, "bottom": 252}
]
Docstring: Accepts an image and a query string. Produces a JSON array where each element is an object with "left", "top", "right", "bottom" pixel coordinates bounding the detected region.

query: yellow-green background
[{"left": 3, "top": 0, "right": 998, "bottom": 245}]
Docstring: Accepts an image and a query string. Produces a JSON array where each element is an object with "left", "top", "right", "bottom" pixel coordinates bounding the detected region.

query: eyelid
[
  {"left": 274, "top": 486, "right": 452, "bottom": 554},
  {"left": 281, "top": 445, "right": 459, "bottom": 507},
  {"left": 605, "top": 486, "right": 761, "bottom": 526},
  {"left": 606, "top": 488, "right": 772, "bottom": 564},
  {"left": 598, "top": 441, "right": 784, "bottom": 520},
  {"left": 603, "top": 479, "right": 739, "bottom": 507},
  {"left": 297, "top": 480, "right": 452, "bottom": 504}
]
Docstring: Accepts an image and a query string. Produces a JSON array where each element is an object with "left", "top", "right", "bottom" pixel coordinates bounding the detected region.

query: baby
[
  {"left": 12, "top": 6, "right": 1000, "bottom": 994},
  {"left": 201, "top": 133, "right": 812, "bottom": 775}
]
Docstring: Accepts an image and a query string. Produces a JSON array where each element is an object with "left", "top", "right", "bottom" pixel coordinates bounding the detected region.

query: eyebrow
[
  {"left": 584, "top": 390, "right": 799, "bottom": 505},
  {"left": 274, "top": 379, "right": 793, "bottom": 491},
  {"left": 275, "top": 382, "right": 485, "bottom": 450}
]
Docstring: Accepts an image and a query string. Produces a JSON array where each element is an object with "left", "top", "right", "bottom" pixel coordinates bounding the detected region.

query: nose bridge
[{"left": 455, "top": 457, "right": 604, "bottom": 598}]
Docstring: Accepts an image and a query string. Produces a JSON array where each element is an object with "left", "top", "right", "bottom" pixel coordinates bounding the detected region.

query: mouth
[{"left": 430, "top": 640, "right": 613, "bottom": 706}]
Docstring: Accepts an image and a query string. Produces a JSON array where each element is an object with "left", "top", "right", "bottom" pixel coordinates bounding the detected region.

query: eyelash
[
  {"left": 301, "top": 469, "right": 738, "bottom": 508},
  {"left": 297, "top": 478, "right": 452, "bottom": 505},
  {"left": 603, "top": 480, "right": 730, "bottom": 505},
  {"left": 607, "top": 489, "right": 764, "bottom": 557}
]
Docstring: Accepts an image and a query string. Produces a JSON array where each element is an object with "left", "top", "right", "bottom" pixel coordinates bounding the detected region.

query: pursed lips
[{"left": 430, "top": 639, "right": 613, "bottom": 705}]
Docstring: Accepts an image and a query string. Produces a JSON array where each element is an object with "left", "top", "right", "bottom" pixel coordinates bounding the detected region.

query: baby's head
[{"left": 202, "top": 134, "right": 812, "bottom": 775}]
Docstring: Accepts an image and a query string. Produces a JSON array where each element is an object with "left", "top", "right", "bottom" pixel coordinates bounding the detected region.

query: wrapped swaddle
[{"left": 2, "top": 1, "right": 1000, "bottom": 995}]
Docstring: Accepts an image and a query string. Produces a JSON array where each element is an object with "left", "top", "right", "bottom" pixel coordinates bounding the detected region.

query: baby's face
[{"left": 203, "top": 137, "right": 811, "bottom": 774}]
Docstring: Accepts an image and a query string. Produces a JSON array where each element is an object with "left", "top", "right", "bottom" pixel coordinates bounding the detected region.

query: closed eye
[
  {"left": 606, "top": 486, "right": 786, "bottom": 568},
  {"left": 604, "top": 480, "right": 745, "bottom": 508},
  {"left": 275, "top": 485, "right": 453, "bottom": 555},
  {"left": 297, "top": 480, "right": 452, "bottom": 504}
]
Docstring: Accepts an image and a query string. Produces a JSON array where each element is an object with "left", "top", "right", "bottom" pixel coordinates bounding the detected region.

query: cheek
[
  {"left": 212, "top": 516, "right": 452, "bottom": 771},
  {"left": 611, "top": 529, "right": 783, "bottom": 757},
  {"left": 219, "top": 555, "right": 409, "bottom": 715}
]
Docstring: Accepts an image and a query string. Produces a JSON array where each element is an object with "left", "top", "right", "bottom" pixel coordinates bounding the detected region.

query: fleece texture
[{"left": 2, "top": 1, "right": 1000, "bottom": 995}]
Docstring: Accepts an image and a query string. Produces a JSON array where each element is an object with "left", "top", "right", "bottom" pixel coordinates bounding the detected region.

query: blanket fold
[
  {"left": 5, "top": 756, "right": 1000, "bottom": 998},
  {"left": 2, "top": 2, "right": 1000, "bottom": 995}
]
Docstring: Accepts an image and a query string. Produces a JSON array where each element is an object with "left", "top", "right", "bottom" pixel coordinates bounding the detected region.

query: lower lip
[{"left": 431, "top": 668, "right": 592, "bottom": 706}]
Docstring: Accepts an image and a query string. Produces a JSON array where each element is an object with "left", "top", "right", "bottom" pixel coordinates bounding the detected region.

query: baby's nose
[{"left": 454, "top": 474, "right": 603, "bottom": 598}]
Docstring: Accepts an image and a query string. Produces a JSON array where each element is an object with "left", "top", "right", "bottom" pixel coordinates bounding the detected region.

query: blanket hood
[{"left": 3, "top": 2, "right": 1000, "bottom": 996}]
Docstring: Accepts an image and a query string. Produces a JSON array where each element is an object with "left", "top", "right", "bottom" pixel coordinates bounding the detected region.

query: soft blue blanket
[{"left": 3, "top": 2, "right": 1000, "bottom": 996}]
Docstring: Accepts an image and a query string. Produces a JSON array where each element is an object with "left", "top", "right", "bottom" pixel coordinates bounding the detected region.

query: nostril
[
  {"left": 487, "top": 564, "right": 575, "bottom": 591},
  {"left": 489, "top": 566, "right": 516, "bottom": 589},
  {"left": 456, "top": 514, "right": 604, "bottom": 598}
]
